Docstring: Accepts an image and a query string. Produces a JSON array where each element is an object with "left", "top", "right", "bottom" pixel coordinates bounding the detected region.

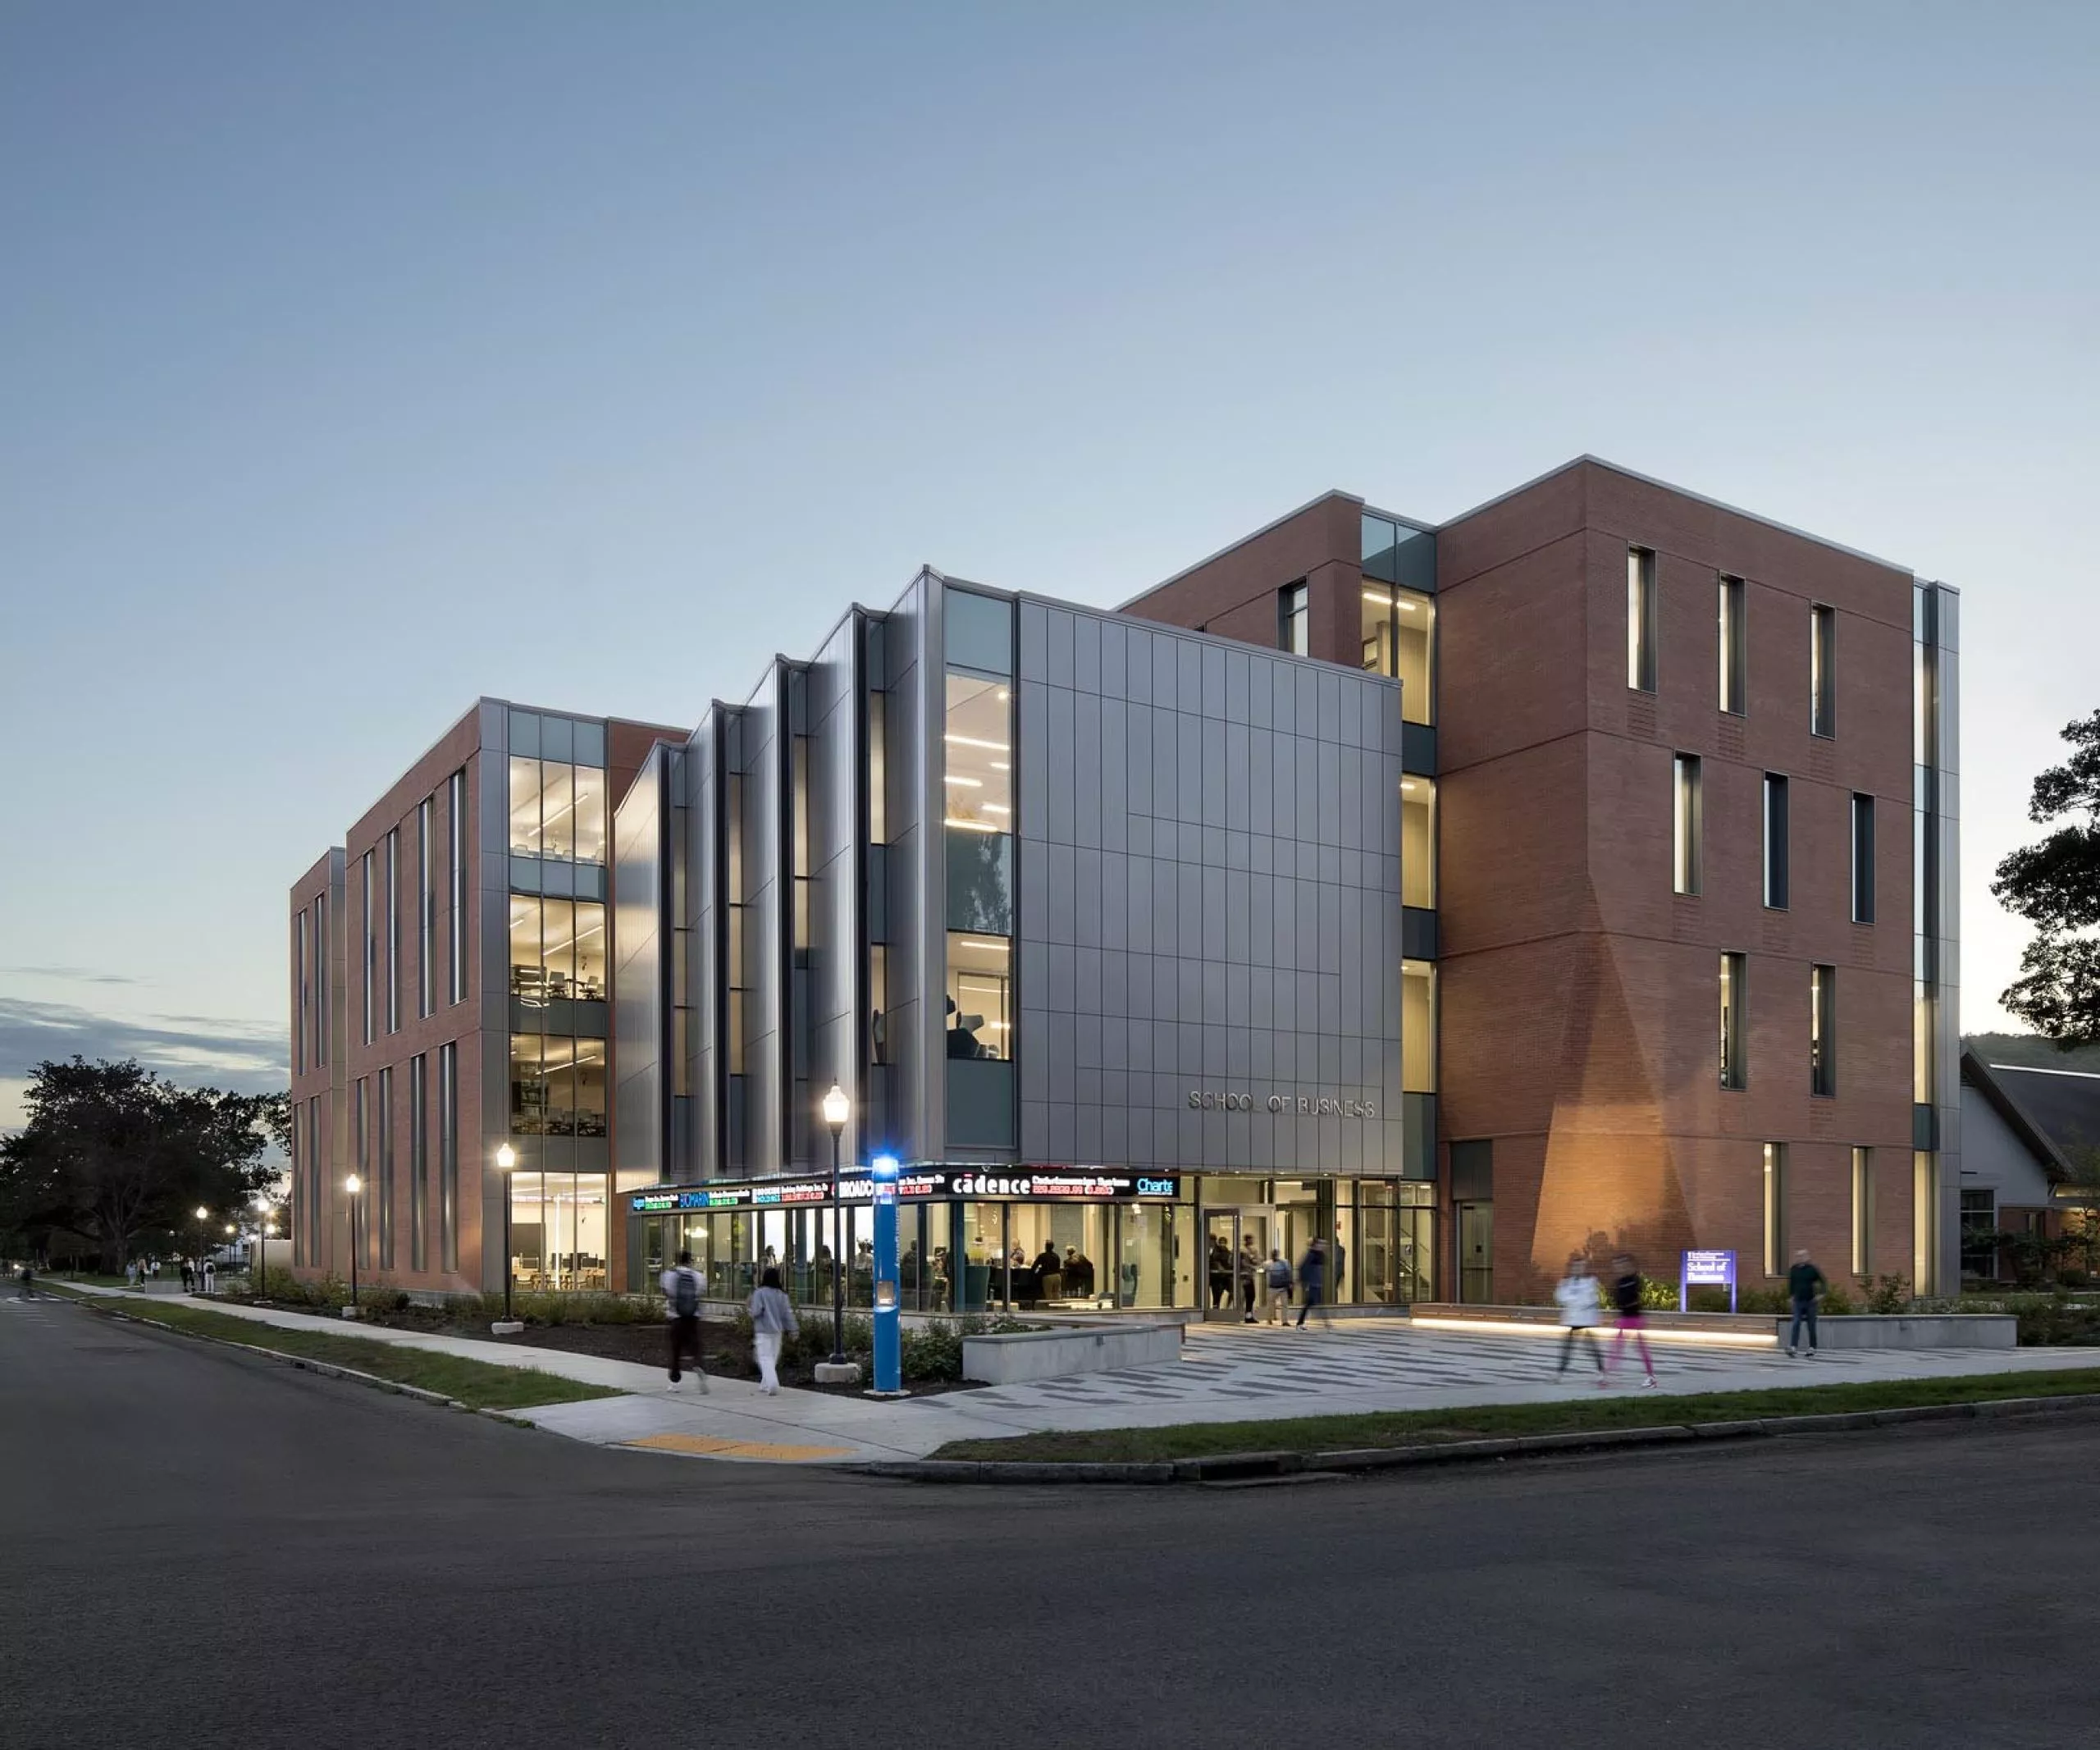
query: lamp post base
[
  {"left": 489, "top": 1319, "right": 526, "bottom": 1336},
  {"left": 339, "top": 1306, "right": 362, "bottom": 1321},
  {"left": 814, "top": 1360, "right": 863, "bottom": 1386},
  {"left": 862, "top": 1387, "right": 910, "bottom": 1400}
]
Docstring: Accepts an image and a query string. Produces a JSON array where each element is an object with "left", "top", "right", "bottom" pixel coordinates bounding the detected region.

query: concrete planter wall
[
  {"left": 964, "top": 1323, "right": 1182, "bottom": 1384},
  {"left": 1777, "top": 1314, "right": 2016, "bottom": 1350}
]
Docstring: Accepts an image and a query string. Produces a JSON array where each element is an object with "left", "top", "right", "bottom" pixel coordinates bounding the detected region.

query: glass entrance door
[
  {"left": 1457, "top": 1201, "right": 1494, "bottom": 1305},
  {"left": 1203, "top": 1208, "right": 1274, "bottom": 1322}
]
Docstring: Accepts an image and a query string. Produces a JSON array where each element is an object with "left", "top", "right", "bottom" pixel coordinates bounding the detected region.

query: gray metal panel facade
[{"left": 1015, "top": 599, "right": 1404, "bottom": 1174}]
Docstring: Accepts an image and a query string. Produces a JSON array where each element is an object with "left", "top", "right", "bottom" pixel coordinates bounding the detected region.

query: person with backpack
[
  {"left": 1553, "top": 1253, "right": 1606, "bottom": 1379},
  {"left": 747, "top": 1266, "right": 799, "bottom": 1395},
  {"left": 660, "top": 1250, "right": 710, "bottom": 1392},
  {"left": 1606, "top": 1252, "right": 1658, "bottom": 1388},
  {"left": 1263, "top": 1249, "right": 1294, "bottom": 1324}
]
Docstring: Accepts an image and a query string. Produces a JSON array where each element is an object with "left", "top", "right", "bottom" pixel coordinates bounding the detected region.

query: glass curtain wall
[
  {"left": 1400, "top": 779, "right": 1435, "bottom": 908},
  {"left": 1361, "top": 513, "right": 1436, "bottom": 725}
]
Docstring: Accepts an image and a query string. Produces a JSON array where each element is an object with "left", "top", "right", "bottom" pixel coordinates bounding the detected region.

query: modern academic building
[{"left": 288, "top": 456, "right": 1964, "bottom": 1309}]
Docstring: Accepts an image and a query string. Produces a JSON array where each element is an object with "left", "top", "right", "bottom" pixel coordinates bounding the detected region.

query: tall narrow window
[
  {"left": 294, "top": 908, "right": 308, "bottom": 1076},
  {"left": 1810, "top": 605, "right": 1835, "bottom": 736},
  {"left": 1279, "top": 581, "right": 1309, "bottom": 656},
  {"left": 1763, "top": 1143, "right": 1786, "bottom": 1277},
  {"left": 1811, "top": 965, "right": 1837, "bottom": 1097},
  {"left": 1762, "top": 774, "right": 1789, "bottom": 909},
  {"left": 791, "top": 734, "right": 812, "bottom": 954},
  {"left": 1851, "top": 1147, "right": 1873, "bottom": 1277},
  {"left": 1718, "top": 575, "right": 1746, "bottom": 714},
  {"left": 418, "top": 797, "right": 435, "bottom": 1019},
  {"left": 438, "top": 1042, "right": 458, "bottom": 1273},
  {"left": 1720, "top": 953, "right": 1748, "bottom": 1090},
  {"left": 409, "top": 1054, "right": 428, "bottom": 1271},
  {"left": 354, "top": 1079, "right": 369, "bottom": 1268},
  {"left": 377, "top": 1067, "right": 395, "bottom": 1269},
  {"left": 1851, "top": 793, "right": 1876, "bottom": 924},
  {"left": 313, "top": 895, "right": 328, "bottom": 1067},
  {"left": 448, "top": 769, "right": 468, "bottom": 1005},
  {"left": 385, "top": 828, "right": 401, "bottom": 1034},
  {"left": 360, "top": 850, "right": 376, "bottom": 1044},
  {"left": 1672, "top": 754, "right": 1702, "bottom": 895},
  {"left": 1627, "top": 548, "right": 1657, "bottom": 692},
  {"left": 866, "top": 688, "right": 888, "bottom": 845}
]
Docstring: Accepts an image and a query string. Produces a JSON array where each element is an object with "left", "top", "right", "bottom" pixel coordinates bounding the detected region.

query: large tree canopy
[
  {"left": 1996, "top": 711, "right": 2100, "bottom": 1046},
  {"left": 0, "top": 1058, "right": 282, "bottom": 1270}
]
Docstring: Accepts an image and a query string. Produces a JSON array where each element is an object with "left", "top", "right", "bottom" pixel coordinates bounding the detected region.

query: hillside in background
[{"left": 1964, "top": 1032, "right": 2100, "bottom": 1073}]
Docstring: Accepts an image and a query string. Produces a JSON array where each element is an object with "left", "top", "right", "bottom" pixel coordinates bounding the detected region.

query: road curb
[
  {"left": 848, "top": 1391, "right": 2100, "bottom": 1484},
  {"left": 76, "top": 1299, "right": 537, "bottom": 1425}
]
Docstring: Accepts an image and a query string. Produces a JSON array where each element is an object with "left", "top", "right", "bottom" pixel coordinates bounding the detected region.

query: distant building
[{"left": 1958, "top": 1050, "right": 2097, "bottom": 1279}]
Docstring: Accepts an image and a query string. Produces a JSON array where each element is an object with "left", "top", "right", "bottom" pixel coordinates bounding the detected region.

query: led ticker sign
[{"left": 630, "top": 1167, "right": 1180, "bottom": 1214}]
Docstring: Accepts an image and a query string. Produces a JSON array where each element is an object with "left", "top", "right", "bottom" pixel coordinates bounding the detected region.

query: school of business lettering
[{"left": 1187, "top": 1090, "right": 1378, "bottom": 1117}]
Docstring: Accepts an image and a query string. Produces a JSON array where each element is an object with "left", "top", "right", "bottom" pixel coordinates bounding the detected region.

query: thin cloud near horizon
[{"left": 0, "top": 995, "right": 286, "bottom": 1092}]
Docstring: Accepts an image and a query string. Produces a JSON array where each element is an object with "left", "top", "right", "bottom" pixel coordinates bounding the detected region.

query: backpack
[
  {"left": 1267, "top": 1259, "right": 1292, "bottom": 1289},
  {"left": 672, "top": 1268, "right": 700, "bottom": 1318}
]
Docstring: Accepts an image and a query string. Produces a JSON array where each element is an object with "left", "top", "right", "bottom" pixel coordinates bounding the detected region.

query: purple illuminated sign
[{"left": 1679, "top": 1248, "right": 1737, "bottom": 1313}]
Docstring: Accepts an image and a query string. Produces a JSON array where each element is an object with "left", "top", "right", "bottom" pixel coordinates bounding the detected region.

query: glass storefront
[{"left": 629, "top": 1174, "right": 1435, "bottom": 1310}]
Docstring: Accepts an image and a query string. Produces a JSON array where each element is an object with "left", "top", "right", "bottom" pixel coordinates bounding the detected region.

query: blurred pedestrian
[
  {"left": 1554, "top": 1253, "right": 1605, "bottom": 1379},
  {"left": 1238, "top": 1236, "right": 1262, "bottom": 1322},
  {"left": 748, "top": 1266, "right": 799, "bottom": 1396},
  {"left": 1606, "top": 1252, "right": 1657, "bottom": 1387},
  {"left": 201, "top": 1258, "right": 216, "bottom": 1295},
  {"left": 180, "top": 1259, "right": 195, "bottom": 1292},
  {"left": 1295, "top": 1238, "right": 1331, "bottom": 1329},
  {"left": 660, "top": 1249, "right": 709, "bottom": 1392},
  {"left": 1786, "top": 1247, "right": 1828, "bottom": 1358}
]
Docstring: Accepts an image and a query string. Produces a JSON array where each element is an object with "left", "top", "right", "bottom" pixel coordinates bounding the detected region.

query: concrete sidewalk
[{"left": 55, "top": 1282, "right": 2100, "bottom": 1468}]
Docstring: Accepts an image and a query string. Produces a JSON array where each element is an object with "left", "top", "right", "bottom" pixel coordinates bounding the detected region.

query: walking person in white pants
[{"left": 747, "top": 1266, "right": 799, "bottom": 1395}]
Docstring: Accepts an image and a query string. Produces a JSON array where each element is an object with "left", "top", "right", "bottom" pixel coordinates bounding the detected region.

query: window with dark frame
[
  {"left": 1811, "top": 965, "right": 1837, "bottom": 1097},
  {"left": 1763, "top": 774, "right": 1790, "bottom": 909},
  {"left": 1673, "top": 754, "right": 1702, "bottom": 895},
  {"left": 1719, "top": 575, "right": 1746, "bottom": 714},
  {"left": 1278, "top": 581, "right": 1309, "bottom": 656},
  {"left": 1763, "top": 1142, "right": 1786, "bottom": 1277},
  {"left": 1627, "top": 548, "right": 1657, "bottom": 692},
  {"left": 1851, "top": 1147, "right": 1873, "bottom": 1277},
  {"left": 1851, "top": 793, "right": 1876, "bottom": 924},
  {"left": 1720, "top": 952, "right": 1748, "bottom": 1090},
  {"left": 1811, "top": 604, "right": 1836, "bottom": 737}
]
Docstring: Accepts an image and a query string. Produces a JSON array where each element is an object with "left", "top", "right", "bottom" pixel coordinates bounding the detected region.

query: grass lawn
[
  {"left": 63, "top": 1291, "right": 622, "bottom": 1413},
  {"left": 929, "top": 1368, "right": 2100, "bottom": 1464}
]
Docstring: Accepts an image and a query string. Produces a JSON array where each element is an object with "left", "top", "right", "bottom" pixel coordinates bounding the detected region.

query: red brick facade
[{"left": 1128, "top": 459, "right": 1920, "bottom": 1300}]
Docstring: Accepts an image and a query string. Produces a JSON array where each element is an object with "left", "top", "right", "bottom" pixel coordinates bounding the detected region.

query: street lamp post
[
  {"left": 222, "top": 1225, "right": 235, "bottom": 1296},
  {"left": 253, "top": 1195, "right": 270, "bottom": 1298},
  {"left": 344, "top": 1175, "right": 362, "bottom": 1315},
  {"left": 492, "top": 1144, "right": 520, "bottom": 1333},
  {"left": 821, "top": 1083, "right": 850, "bottom": 1368},
  {"left": 193, "top": 1205, "right": 209, "bottom": 1291}
]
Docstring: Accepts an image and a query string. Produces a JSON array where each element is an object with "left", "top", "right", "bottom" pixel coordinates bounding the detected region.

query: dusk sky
[{"left": 3, "top": 1, "right": 2096, "bottom": 1126}]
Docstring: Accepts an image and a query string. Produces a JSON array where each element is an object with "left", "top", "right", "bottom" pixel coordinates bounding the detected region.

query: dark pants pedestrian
[
  {"left": 1240, "top": 1275, "right": 1257, "bottom": 1320},
  {"left": 667, "top": 1314, "right": 701, "bottom": 1382},
  {"left": 1787, "top": 1297, "right": 1819, "bottom": 1354},
  {"left": 1559, "top": 1324, "right": 1603, "bottom": 1372},
  {"left": 1296, "top": 1286, "right": 1327, "bottom": 1327},
  {"left": 1210, "top": 1276, "right": 1230, "bottom": 1309}
]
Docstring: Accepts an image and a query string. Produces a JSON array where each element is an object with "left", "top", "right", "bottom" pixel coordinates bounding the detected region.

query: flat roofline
[
  {"left": 1436, "top": 455, "right": 1916, "bottom": 576},
  {"left": 1116, "top": 490, "right": 1365, "bottom": 612}
]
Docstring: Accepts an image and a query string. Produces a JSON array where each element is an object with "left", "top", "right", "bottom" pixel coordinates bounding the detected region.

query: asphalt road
[{"left": 2, "top": 1292, "right": 2094, "bottom": 1750}]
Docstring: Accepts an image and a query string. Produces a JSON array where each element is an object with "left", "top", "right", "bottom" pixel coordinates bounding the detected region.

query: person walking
[
  {"left": 1606, "top": 1252, "right": 1657, "bottom": 1387},
  {"left": 1786, "top": 1247, "right": 1829, "bottom": 1358},
  {"left": 1207, "top": 1238, "right": 1233, "bottom": 1309},
  {"left": 180, "top": 1259, "right": 195, "bottom": 1293},
  {"left": 1295, "top": 1238, "right": 1331, "bottom": 1329},
  {"left": 1264, "top": 1249, "right": 1293, "bottom": 1324},
  {"left": 1238, "top": 1236, "right": 1262, "bottom": 1323},
  {"left": 748, "top": 1266, "right": 798, "bottom": 1396},
  {"left": 1554, "top": 1253, "right": 1606, "bottom": 1379},
  {"left": 660, "top": 1250, "right": 710, "bottom": 1391},
  {"left": 16, "top": 1263, "right": 34, "bottom": 1301}
]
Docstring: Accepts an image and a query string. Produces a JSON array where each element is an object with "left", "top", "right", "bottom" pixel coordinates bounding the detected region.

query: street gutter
[{"left": 851, "top": 1393, "right": 2100, "bottom": 1485}]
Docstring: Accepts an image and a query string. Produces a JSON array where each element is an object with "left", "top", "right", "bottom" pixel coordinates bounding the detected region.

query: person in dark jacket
[
  {"left": 1786, "top": 1248, "right": 1829, "bottom": 1357},
  {"left": 1208, "top": 1239, "right": 1233, "bottom": 1309},
  {"left": 1295, "top": 1239, "right": 1331, "bottom": 1329},
  {"left": 1606, "top": 1253, "right": 1657, "bottom": 1387}
]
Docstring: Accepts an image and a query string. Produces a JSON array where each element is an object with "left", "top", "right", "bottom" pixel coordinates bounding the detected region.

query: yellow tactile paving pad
[{"left": 623, "top": 1431, "right": 855, "bottom": 1463}]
